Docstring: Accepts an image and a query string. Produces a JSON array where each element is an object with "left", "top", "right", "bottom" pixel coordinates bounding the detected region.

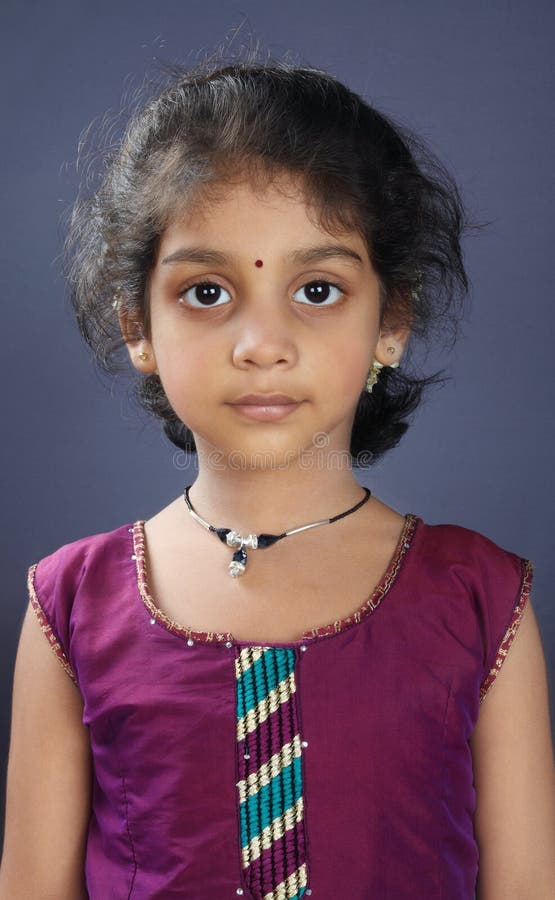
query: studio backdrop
[{"left": 1, "top": 0, "right": 553, "bottom": 847}]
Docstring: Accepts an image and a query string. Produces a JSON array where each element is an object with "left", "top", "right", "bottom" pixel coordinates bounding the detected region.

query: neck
[{"left": 185, "top": 465, "right": 368, "bottom": 536}]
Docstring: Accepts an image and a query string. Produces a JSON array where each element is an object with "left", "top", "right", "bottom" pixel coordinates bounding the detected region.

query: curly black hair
[{"left": 64, "top": 47, "right": 473, "bottom": 466}]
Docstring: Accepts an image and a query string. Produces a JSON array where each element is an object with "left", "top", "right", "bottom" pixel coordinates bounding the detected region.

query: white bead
[
  {"left": 244, "top": 753, "right": 250, "bottom": 760},
  {"left": 236, "top": 889, "right": 244, "bottom": 895},
  {"left": 301, "top": 740, "right": 308, "bottom": 749},
  {"left": 128, "top": 527, "right": 133, "bottom": 533},
  {"left": 187, "top": 638, "right": 194, "bottom": 646},
  {"left": 225, "top": 641, "right": 233, "bottom": 648},
  {"left": 149, "top": 618, "right": 156, "bottom": 625},
  {"left": 300, "top": 645, "right": 307, "bottom": 652},
  {"left": 306, "top": 890, "right": 312, "bottom": 896},
  {"left": 404, "top": 542, "right": 410, "bottom": 549},
  {"left": 131, "top": 554, "right": 137, "bottom": 560}
]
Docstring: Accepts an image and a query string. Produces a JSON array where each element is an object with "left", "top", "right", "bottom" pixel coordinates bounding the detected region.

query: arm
[
  {"left": 0, "top": 601, "right": 92, "bottom": 900},
  {"left": 470, "top": 600, "right": 555, "bottom": 899}
]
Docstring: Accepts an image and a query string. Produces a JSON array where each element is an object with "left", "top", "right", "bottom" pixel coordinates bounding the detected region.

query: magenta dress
[{"left": 26, "top": 512, "right": 532, "bottom": 899}]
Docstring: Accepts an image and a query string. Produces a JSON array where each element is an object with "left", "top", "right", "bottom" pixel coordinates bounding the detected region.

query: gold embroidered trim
[
  {"left": 132, "top": 522, "right": 233, "bottom": 644},
  {"left": 27, "top": 563, "right": 78, "bottom": 685},
  {"left": 132, "top": 512, "right": 419, "bottom": 647},
  {"left": 302, "top": 512, "right": 419, "bottom": 639},
  {"left": 479, "top": 557, "right": 534, "bottom": 704}
]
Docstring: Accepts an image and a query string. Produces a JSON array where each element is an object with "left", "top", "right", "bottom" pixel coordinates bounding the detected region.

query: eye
[
  {"left": 177, "top": 282, "right": 232, "bottom": 309},
  {"left": 176, "top": 278, "right": 346, "bottom": 310},
  {"left": 293, "top": 280, "right": 345, "bottom": 307}
]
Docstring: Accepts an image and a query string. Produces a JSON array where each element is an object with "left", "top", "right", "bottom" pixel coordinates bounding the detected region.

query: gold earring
[
  {"left": 138, "top": 352, "right": 150, "bottom": 361},
  {"left": 366, "top": 359, "right": 384, "bottom": 393},
  {"left": 387, "top": 346, "right": 395, "bottom": 354},
  {"left": 366, "top": 356, "right": 401, "bottom": 393},
  {"left": 112, "top": 287, "right": 124, "bottom": 310}
]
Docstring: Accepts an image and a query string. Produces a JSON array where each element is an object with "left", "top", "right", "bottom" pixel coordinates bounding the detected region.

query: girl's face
[{"left": 126, "top": 175, "right": 408, "bottom": 467}]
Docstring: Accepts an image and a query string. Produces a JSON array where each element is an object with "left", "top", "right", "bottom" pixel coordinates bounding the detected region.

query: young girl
[{"left": 1, "top": 55, "right": 554, "bottom": 900}]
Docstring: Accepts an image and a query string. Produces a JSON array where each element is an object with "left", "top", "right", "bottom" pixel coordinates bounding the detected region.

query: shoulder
[
  {"left": 29, "top": 520, "right": 135, "bottom": 585},
  {"left": 26, "top": 520, "right": 136, "bottom": 686},
  {"left": 416, "top": 516, "right": 515, "bottom": 557},
  {"left": 413, "top": 516, "right": 534, "bottom": 700},
  {"left": 414, "top": 516, "right": 530, "bottom": 588},
  {"left": 27, "top": 520, "right": 135, "bottom": 637}
]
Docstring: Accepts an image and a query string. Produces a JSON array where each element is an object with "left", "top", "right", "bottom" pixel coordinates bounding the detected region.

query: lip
[
  {"left": 228, "top": 400, "right": 303, "bottom": 421},
  {"left": 230, "top": 393, "right": 299, "bottom": 405}
]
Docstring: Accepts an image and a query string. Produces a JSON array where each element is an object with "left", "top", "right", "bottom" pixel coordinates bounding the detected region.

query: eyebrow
[{"left": 160, "top": 244, "right": 364, "bottom": 267}]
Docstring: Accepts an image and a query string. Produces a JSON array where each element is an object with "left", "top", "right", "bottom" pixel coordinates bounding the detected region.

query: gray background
[{"left": 1, "top": 0, "right": 553, "bottom": 848}]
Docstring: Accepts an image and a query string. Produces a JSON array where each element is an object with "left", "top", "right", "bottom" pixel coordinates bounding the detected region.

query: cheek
[
  {"left": 322, "top": 336, "right": 372, "bottom": 396},
  {"left": 155, "top": 339, "right": 213, "bottom": 408},
  {"left": 153, "top": 319, "right": 208, "bottom": 377}
]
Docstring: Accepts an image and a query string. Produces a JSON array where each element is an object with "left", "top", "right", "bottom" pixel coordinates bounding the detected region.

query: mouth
[
  {"left": 229, "top": 393, "right": 300, "bottom": 405},
  {"left": 227, "top": 399, "right": 303, "bottom": 421}
]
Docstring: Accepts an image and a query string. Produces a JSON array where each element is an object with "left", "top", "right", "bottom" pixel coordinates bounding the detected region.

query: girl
[{"left": 1, "top": 54, "right": 554, "bottom": 900}]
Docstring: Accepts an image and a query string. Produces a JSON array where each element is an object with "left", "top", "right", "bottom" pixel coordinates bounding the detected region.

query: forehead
[{"left": 158, "top": 173, "right": 368, "bottom": 261}]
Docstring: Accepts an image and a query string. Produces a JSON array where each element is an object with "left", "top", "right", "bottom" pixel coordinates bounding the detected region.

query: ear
[
  {"left": 117, "top": 306, "right": 158, "bottom": 376},
  {"left": 374, "top": 286, "right": 413, "bottom": 367},
  {"left": 374, "top": 323, "right": 411, "bottom": 368}
]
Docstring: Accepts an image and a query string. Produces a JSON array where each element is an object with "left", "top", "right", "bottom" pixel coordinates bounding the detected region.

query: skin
[
  {"left": 118, "top": 172, "right": 555, "bottom": 895},
  {"left": 118, "top": 173, "right": 411, "bottom": 534},
  {"left": 1, "top": 173, "right": 552, "bottom": 898}
]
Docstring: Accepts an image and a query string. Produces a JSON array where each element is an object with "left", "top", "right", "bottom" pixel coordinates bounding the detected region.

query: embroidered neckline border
[{"left": 131, "top": 512, "right": 420, "bottom": 647}]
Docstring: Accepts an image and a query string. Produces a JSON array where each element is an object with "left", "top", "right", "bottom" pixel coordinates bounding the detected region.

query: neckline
[{"left": 130, "top": 512, "right": 421, "bottom": 649}]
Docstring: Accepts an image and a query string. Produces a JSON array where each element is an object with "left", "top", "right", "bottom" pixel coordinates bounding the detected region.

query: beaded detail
[
  {"left": 27, "top": 563, "right": 78, "bottom": 685},
  {"left": 132, "top": 521, "right": 234, "bottom": 644},
  {"left": 132, "top": 514, "right": 419, "bottom": 646},
  {"left": 301, "top": 513, "right": 418, "bottom": 639},
  {"left": 235, "top": 646, "right": 308, "bottom": 899},
  {"left": 479, "top": 557, "right": 534, "bottom": 703}
]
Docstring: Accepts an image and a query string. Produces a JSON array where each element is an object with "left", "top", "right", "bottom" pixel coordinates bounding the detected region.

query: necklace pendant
[
  {"left": 226, "top": 530, "right": 258, "bottom": 550},
  {"left": 226, "top": 530, "right": 242, "bottom": 548},
  {"left": 229, "top": 546, "right": 248, "bottom": 577},
  {"left": 182, "top": 483, "right": 373, "bottom": 579}
]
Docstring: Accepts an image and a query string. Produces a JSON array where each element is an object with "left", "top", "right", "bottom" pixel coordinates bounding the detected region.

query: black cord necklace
[{"left": 182, "top": 484, "right": 372, "bottom": 577}]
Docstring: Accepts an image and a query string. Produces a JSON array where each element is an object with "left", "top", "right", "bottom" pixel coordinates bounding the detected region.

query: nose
[{"left": 231, "top": 298, "right": 299, "bottom": 371}]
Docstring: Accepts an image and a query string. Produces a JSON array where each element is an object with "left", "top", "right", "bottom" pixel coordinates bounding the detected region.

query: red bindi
[{"left": 255, "top": 259, "right": 263, "bottom": 267}]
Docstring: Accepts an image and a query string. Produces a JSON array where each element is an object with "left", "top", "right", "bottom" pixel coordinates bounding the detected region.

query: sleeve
[
  {"left": 478, "top": 545, "right": 534, "bottom": 704},
  {"left": 26, "top": 542, "right": 84, "bottom": 687}
]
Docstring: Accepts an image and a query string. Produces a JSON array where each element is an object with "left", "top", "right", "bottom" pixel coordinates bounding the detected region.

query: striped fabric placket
[{"left": 235, "top": 646, "right": 309, "bottom": 900}]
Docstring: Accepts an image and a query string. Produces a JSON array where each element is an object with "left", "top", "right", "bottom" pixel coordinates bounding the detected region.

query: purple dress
[{"left": 26, "top": 512, "right": 532, "bottom": 899}]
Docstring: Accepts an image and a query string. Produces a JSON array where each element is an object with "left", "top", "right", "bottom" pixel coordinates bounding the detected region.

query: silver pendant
[
  {"left": 226, "top": 531, "right": 258, "bottom": 550},
  {"left": 226, "top": 532, "right": 257, "bottom": 577},
  {"left": 229, "top": 556, "right": 246, "bottom": 577}
]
